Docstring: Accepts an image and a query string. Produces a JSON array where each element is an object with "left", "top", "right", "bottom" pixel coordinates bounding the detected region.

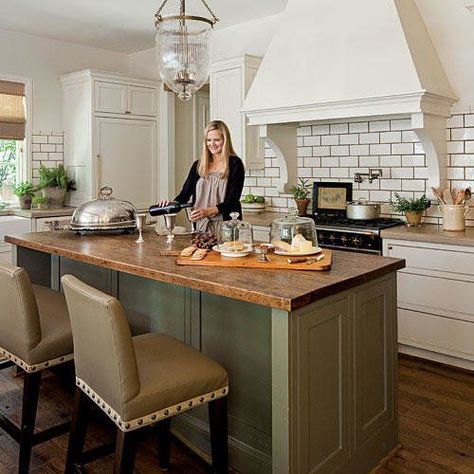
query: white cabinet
[
  {"left": 61, "top": 70, "right": 159, "bottom": 209},
  {"left": 32, "top": 216, "right": 73, "bottom": 232},
  {"left": 94, "top": 81, "right": 157, "bottom": 116},
  {"left": 0, "top": 216, "right": 31, "bottom": 263},
  {"left": 383, "top": 239, "right": 474, "bottom": 370},
  {"left": 210, "top": 55, "right": 264, "bottom": 169}
]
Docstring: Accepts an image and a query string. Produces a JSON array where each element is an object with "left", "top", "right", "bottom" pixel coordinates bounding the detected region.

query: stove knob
[
  {"left": 328, "top": 234, "right": 336, "bottom": 242},
  {"left": 351, "top": 236, "right": 362, "bottom": 246},
  {"left": 340, "top": 235, "right": 348, "bottom": 244}
]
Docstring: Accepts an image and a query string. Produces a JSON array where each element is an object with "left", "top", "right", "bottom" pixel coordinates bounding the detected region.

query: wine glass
[
  {"left": 135, "top": 213, "right": 147, "bottom": 244},
  {"left": 163, "top": 213, "right": 177, "bottom": 244}
]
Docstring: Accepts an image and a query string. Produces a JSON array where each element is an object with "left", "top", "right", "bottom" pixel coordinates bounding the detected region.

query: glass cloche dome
[
  {"left": 217, "top": 212, "right": 253, "bottom": 253},
  {"left": 270, "top": 210, "right": 318, "bottom": 254}
]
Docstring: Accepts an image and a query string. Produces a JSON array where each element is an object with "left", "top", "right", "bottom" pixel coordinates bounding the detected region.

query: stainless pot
[
  {"left": 70, "top": 186, "right": 137, "bottom": 233},
  {"left": 346, "top": 199, "right": 381, "bottom": 220}
]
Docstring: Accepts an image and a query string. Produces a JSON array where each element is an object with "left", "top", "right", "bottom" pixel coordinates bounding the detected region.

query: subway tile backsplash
[
  {"left": 31, "top": 130, "right": 64, "bottom": 185},
  {"left": 243, "top": 113, "right": 474, "bottom": 226}
]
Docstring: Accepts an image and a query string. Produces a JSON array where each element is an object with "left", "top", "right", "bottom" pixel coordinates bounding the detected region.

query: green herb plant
[
  {"left": 38, "top": 164, "right": 76, "bottom": 191},
  {"left": 13, "top": 181, "right": 35, "bottom": 198},
  {"left": 291, "top": 178, "right": 311, "bottom": 200},
  {"left": 391, "top": 193, "right": 431, "bottom": 213},
  {"left": 32, "top": 195, "right": 48, "bottom": 205}
]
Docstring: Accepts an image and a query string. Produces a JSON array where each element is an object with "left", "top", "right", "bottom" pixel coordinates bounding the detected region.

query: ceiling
[{"left": 0, "top": 0, "right": 287, "bottom": 53}]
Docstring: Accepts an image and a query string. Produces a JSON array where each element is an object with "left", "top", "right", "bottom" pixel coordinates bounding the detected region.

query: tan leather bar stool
[
  {"left": 0, "top": 262, "right": 74, "bottom": 473},
  {"left": 62, "top": 274, "right": 229, "bottom": 474}
]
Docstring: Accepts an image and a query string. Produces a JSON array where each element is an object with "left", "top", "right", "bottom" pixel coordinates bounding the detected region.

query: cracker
[
  {"left": 180, "top": 245, "right": 197, "bottom": 257},
  {"left": 190, "top": 249, "right": 208, "bottom": 260}
]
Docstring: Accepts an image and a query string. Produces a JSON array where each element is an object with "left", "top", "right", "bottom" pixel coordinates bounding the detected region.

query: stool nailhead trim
[
  {"left": 76, "top": 377, "right": 229, "bottom": 432},
  {"left": 0, "top": 346, "right": 73, "bottom": 373}
]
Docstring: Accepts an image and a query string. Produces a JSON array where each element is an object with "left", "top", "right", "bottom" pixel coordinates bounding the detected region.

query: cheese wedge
[{"left": 291, "top": 234, "right": 313, "bottom": 252}]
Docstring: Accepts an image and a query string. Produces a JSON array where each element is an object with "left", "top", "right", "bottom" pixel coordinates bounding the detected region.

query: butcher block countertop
[
  {"left": 6, "top": 229, "right": 405, "bottom": 311},
  {"left": 381, "top": 224, "right": 474, "bottom": 247}
]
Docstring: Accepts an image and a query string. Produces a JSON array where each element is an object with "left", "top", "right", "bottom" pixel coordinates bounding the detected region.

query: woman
[{"left": 160, "top": 120, "right": 245, "bottom": 233}]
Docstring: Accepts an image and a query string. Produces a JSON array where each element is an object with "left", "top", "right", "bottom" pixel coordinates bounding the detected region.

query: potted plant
[
  {"left": 13, "top": 181, "right": 36, "bottom": 210},
  {"left": 291, "top": 178, "right": 312, "bottom": 216},
  {"left": 38, "top": 164, "right": 75, "bottom": 208},
  {"left": 32, "top": 195, "right": 49, "bottom": 210},
  {"left": 391, "top": 193, "right": 431, "bottom": 227}
]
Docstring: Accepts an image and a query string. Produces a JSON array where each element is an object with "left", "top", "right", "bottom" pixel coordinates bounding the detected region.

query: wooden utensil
[
  {"left": 464, "top": 187, "right": 472, "bottom": 203},
  {"left": 431, "top": 187, "right": 444, "bottom": 203},
  {"left": 442, "top": 189, "right": 453, "bottom": 204},
  {"left": 454, "top": 189, "right": 465, "bottom": 205}
]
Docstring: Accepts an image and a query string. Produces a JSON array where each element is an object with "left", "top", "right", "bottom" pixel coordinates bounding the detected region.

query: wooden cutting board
[{"left": 176, "top": 249, "right": 332, "bottom": 271}]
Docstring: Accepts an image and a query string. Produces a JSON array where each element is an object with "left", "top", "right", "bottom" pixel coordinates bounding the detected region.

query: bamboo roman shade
[{"left": 0, "top": 80, "right": 26, "bottom": 140}]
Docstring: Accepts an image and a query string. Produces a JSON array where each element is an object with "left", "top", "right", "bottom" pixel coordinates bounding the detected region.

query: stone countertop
[
  {"left": 6, "top": 229, "right": 404, "bottom": 312},
  {"left": 0, "top": 207, "right": 75, "bottom": 219},
  {"left": 381, "top": 224, "right": 474, "bottom": 247}
]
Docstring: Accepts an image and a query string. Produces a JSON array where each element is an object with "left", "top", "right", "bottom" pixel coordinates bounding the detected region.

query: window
[{"left": 0, "top": 78, "right": 27, "bottom": 207}]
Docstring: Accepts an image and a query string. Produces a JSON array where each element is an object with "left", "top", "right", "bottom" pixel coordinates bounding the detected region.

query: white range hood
[{"left": 242, "top": 0, "right": 457, "bottom": 193}]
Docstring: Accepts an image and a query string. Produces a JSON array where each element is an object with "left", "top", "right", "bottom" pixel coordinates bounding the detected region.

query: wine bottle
[{"left": 148, "top": 201, "right": 193, "bottom": 216}]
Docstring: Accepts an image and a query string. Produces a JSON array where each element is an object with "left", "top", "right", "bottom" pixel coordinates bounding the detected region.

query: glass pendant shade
[
  {"left": 156, "top": 19, "right": 212, "bottom": 101},
  {"left": 155, "top": 0, "right": 218, "bottom": 101}
]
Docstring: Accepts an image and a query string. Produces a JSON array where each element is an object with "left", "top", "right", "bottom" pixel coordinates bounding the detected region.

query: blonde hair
[{"left": 198, "top": 120, "right": 236, "bottom": 178}]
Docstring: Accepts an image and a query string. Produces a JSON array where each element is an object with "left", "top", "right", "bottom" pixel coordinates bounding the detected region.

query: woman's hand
[
  {"left": 157, "top": 199, "right": 171, "bottom": 207},
  {"left": 189, "top": 207, "right": 218, "bottom": 222},
  {"left": 189, "top": 208, "right": 207, "bottom": 222}
]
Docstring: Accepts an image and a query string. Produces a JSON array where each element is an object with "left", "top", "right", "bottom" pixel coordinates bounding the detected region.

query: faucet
[{"left": 354, "top": 168, "right": 383, "bottom": 184}]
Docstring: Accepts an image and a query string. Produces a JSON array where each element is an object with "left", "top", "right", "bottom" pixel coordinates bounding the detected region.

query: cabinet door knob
[
  {"left": 388, "top": 246, "right": 393, "bottom": 250},
  {"left": 96, "top": 154, "right": 101, "bottom": 159}
]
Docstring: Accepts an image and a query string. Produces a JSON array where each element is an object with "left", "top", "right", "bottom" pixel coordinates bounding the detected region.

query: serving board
[{"left": 176, "top": 249, "right": 332, "bottom": 271}]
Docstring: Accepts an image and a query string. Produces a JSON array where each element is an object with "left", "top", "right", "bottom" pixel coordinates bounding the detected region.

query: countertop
[
  {"left": 6, "top": 228, "right": 405, "bottom": 311},
  {"left": 381, "top": 224, "right": 474, "bottom": 247},
  {"left": 0, "top": 207, "right": 75, "bottom": 219}
]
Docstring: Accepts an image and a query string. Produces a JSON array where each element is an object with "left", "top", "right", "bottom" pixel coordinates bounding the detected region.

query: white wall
[
  {"left": 128, "top": 13, "right": 282, "bottom": 78},
  {"left": 0, "top": 28, "right": 130, "bottom": 131}
]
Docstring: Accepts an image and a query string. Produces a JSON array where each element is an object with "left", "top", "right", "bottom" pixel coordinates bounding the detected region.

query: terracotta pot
[
  {"left": 19, "top": 195, "right": 32, "bottom": 210},
  {"left": 294, "top": 198, "right": 310, "bottom": 216},
  {"left": 405, "top": 211, "right": 423, "bottom": 227}
]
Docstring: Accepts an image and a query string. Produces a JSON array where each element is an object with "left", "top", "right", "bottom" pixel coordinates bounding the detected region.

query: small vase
[
  {"left": 19, "top": 195, "right": 32, "bottom": 210},
  {"left": 405, "top": 211, "right": 422, "bottom": 227},
  {"left": 294, "top": 198, "right": 310, "bottom": 216}
]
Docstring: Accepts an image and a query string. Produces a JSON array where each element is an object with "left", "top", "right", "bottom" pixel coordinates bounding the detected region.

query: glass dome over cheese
[
  {"left": 217, "top": 212, "right": 253, "bottom": 252},
  {"left": 270, "top": 210, "right": 318, "bottom": 253}
]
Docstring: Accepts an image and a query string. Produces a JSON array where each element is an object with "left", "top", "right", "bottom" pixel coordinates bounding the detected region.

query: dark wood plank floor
[{"left": 0, "top": 355, "right": 473, "bottom": 473}]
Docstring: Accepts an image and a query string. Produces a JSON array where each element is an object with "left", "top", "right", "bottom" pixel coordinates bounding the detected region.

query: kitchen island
[{"left": 6, "top": 229, "right": 405, "bottom": 474}]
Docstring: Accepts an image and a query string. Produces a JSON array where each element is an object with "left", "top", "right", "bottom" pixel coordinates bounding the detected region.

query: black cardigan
[{"left": 174, "top": 155, "right": 245, "bottom": 221}]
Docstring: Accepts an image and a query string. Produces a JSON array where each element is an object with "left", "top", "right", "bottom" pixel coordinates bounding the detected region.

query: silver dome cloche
[{"left": 70, "top": 186, "right": 137, "bottom": 233}]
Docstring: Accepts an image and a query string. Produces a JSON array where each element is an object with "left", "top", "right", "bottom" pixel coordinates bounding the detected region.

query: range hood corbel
[{"left": 259, "top": 124, "right": 297, "bottom": 193}]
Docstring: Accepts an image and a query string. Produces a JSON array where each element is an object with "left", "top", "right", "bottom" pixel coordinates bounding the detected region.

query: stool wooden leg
[
  {"left": 18, "top": 371, "right": 41, "bottom": 474},
  {"left": 158, "top": 418, "right": 171, "bottom": 471},
  {"left": 209, "top": 397, "right": 228, "bottom": 474},
  {"left": 114, "top": 430, "right": 138, "bottom": 474},
  {"left": 65, "top": 389, "right": 91, "bottom": 474}
]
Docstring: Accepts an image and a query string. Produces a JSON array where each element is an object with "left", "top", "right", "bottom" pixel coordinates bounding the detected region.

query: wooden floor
[{"left": 0, "top": 355, "right": 473, "bottom": 473}]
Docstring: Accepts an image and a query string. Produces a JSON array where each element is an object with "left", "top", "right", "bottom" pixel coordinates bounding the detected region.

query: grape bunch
[{"left": 192, "top": 232, "right": 218, "bottom": 250}]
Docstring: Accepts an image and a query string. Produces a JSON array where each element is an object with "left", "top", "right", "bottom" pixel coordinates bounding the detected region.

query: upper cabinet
[
  {"left": 60, "top": 70, "right": 159, "bottom": 210},
  {"left": 210, "top": 55, "right": 264, "bottom": 170},
  {"left": 94, "top": 81, "right": 157, "bottom": 116}
]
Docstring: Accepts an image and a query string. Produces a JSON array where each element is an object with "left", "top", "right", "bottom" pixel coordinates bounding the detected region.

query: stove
[
  {"left": 312, "top": 215, "right": 403, "bottom": 254},
  {"left": 311, "top": 181, "right": 403, "bottom": 254}
]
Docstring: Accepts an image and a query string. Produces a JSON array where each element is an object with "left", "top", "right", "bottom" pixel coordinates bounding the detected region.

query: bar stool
[
  {"left": 0, "top": 262, "right": 74, "bottom": 473},
  {"left": 61, "top": 274, "right": 229, "bottom": 474}
]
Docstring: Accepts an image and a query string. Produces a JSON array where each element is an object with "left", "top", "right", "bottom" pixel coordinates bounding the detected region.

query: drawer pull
[
  {"left": 125, "top": 110, "right": 131, "bottom": 114},
  {"left": 388, "top": 246, "right": 393, "bottom": 250}
]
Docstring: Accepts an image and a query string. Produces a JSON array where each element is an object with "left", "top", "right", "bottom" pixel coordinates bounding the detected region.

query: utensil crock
[{"left": 438, "top": 204, "right": 470, "bottom": 231}]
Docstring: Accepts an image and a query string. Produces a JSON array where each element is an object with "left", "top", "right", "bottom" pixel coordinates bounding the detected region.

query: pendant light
[{"left": 155, "top": 0, "right": 219, "bottom": 101}]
